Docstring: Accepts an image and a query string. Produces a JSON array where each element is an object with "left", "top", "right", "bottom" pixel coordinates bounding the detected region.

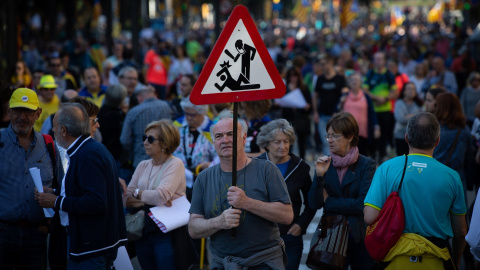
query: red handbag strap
[{"left": 397, "top": 155, "right": 409, "bottom": 192}]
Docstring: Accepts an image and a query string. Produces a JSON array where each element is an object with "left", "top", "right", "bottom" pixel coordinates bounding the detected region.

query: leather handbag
[
  {"left": 125, "top": 209, "right": 145, "bottom": 241},
  {"left": 364, "top": 155, "right": 408, "bottom": 261},
  {"left": 306, "top": 214, "right": 349, "bottom": 270}
]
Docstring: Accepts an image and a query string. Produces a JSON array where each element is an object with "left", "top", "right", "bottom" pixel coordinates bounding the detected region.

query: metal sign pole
[{"left": 231, "top": 102, "right": 238, "bottom": 238}]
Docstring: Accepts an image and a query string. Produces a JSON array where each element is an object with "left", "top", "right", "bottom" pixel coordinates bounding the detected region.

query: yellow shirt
[{"left": 34, "top": 95, "right": 60, "bottom": 132}]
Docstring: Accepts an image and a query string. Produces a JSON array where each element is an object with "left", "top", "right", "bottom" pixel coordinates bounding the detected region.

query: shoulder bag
[
  {"left": 306, "top": 161, "right": 359, "bottom": 269},
  {"left": 306, "top": 214, "right": 349, "bottom": 270},
  {"left": 364, "top": 155, "right": 408, "bottom": 261}
]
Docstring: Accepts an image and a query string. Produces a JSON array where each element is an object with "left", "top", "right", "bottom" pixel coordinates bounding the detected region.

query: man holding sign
[{"left": 188, "top": 110, "right": 293, "bottom": 269}]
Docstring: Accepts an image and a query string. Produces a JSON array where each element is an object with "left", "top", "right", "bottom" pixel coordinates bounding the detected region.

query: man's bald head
[
  {"left": 406, "top": 112, "right": 440, "bottom": 150},
  {"left": 57, "top": 103, "right": 91, "bottom": 138},
  {"left": 61, "top": 89, "right": 79, "bottom": 103}
]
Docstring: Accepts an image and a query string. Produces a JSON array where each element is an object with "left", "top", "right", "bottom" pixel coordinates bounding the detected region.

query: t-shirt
[
  {"left": 343, "top": 91, "right": 368, "bottom": 138},
  {"left": 363, "top": 69, "right": 396, "bottom": 112},
  {"left": 35, "top": 95, "right": 60, "bottom": 132},
  {"left": 315, "top": 74, "right": 347, "bottom": 115},
  {"left": 275, "top": 160, "right": 290, "bottom": 178},
  {"left": 364, "top": 154, "right": 466, "bottom": 239},
  {"left": 189, "top": 158, "right": 291, "bottom": 258},
  {"left": 144, "top": 49, "right": 167, "bottom": 85}
]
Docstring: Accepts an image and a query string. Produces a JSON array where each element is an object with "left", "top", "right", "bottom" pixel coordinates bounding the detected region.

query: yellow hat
[
  {"left": 38, "top": 74, "right": 58, "bottom": 89},
  {"left": 9, "top": 88, "right": 39, "bottom": 110}
]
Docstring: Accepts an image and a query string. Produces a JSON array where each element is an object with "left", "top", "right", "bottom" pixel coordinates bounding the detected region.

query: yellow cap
[
  {"left": 9, "top": 88, "right": 39, "bottom": 110},
  {"left": 38, "top": 74, "right": 58, "bottom": 89}
]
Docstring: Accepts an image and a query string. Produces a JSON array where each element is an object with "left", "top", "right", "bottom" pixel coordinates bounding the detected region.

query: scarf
[{"left": 330, "top": 147, "right": 359, "bottom": 185}]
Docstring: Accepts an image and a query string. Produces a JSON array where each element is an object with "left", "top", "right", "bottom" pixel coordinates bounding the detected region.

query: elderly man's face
[
  {"left": 212, "top": 118, "right": 246, "bottom": 159},
  {"left": 84, "top": 68, "right": 101, "bottom": 92},
  {"left": 8, "top": 107, "right": 41, "bottom": 136},
  {"left": 119, "top": 70, "right": 138, "bottom": 96},
  {"left": 52, "top": 113, "right": 67, "bottom": 148},
  {"left": 184, "top": 108, "right": 204, "bottom": 129}
]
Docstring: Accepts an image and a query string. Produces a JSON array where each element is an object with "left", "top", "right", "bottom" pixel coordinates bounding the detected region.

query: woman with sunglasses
[
  {"left": 124, "top": 119, "right": 186, "bottom": 270},
  {"left": 308, "top": 112, "right": 376, "bottom": 270}
]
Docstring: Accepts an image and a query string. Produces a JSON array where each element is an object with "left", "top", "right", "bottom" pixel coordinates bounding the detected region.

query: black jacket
[
  {"left": 54, "top": 136, "right": 127, "bottom": 260},
  {"left": 257, "top": 153, "right": 317, "bottom": 235}
]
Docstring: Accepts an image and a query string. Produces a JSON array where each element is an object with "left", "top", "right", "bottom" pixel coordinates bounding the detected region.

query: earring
[{"left": 162, "top": 149, "right": 165, "bottom": 152}]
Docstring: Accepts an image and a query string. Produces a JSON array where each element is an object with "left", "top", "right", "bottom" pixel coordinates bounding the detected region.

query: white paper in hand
[
  {"left": 149, "top": 196, "right": 191, "bottom": 233},
  {"left": 275, "top": 88, "right": 307, "bottom": 109},
  {"left": 29, "top": 167, "right": 55, "bottom": 218}
]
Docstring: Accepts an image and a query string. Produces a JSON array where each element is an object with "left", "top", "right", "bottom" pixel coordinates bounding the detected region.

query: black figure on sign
[
  {"left": 214, "top": 61, "right": 260, "bottom": 92},
  {"left": 224, "top": 39, "right": 257, "bottom": 81}
]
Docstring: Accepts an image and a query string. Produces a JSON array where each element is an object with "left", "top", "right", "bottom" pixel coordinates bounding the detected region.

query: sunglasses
[
  {"left": 143, "top": 135, "right": 161, "bottom": 144},
  {"left": 11, "top": 108, "right": 38, "bottom": 116},
  {"left": 90, "top": 117, "right": 98, "bottom": 125}
]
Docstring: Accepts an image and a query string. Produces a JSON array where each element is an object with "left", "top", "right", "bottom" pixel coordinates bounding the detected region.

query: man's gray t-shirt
[{"left": 189, "top": 158, "right": 291, "bottom": 258}]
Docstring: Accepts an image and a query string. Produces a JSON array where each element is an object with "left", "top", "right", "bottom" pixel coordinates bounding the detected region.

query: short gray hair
[
  {"left": 406, "top": 112, "right": 440, "bottom": 150},
  {"left": 104, "top": 84, "right": 127, "bottom": 107},
  {"left": 210, "top": 109, "right": 248, "bottom": 138},
  {"left": 256, "top": 119, "right": 296, "bottom": 149},
  {"left": 118, "top": 66, "right": 138, "bottom": 78},
  {"left": 180, "top": 99, "right": 208, "bottom": 115},
  {"left": 57, "top": 103, "right": 91, "bottom": 137}
]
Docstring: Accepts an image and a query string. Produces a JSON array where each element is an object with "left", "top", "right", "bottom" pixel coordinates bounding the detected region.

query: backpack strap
[
  {"left": 42, "top": 134, "right": 58, "bottom": 190},
  {"left": 397, "top": 155, "right": 409, "bottom": 192}
]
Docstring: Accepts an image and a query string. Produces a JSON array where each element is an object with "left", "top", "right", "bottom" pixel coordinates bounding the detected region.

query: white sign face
[{"left": 201, "top": 19, "right": 275, "bottom": 95}]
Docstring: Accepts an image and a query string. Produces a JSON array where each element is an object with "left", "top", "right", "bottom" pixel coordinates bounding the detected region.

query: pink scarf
[{"left": 330, "top": 147, "right": 359, "bottom": 185}]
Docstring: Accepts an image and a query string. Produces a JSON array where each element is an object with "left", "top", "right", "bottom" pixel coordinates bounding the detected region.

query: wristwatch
[{"left": 134, "top": 188, "right": 140, "bottom": 199}]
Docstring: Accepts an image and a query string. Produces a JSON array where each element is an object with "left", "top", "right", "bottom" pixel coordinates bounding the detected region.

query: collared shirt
[
  {"left": 78, "top": 85, "right": 108, "bottom": 108},
  {"left": 120, "top": 98, "right": 173, "bottom": 167},
  {"left": 58, "top": 136, "right": 87, "bottom": 226},
  {"left": 0, "top": 126, "right": 56, "bottom": 222}
]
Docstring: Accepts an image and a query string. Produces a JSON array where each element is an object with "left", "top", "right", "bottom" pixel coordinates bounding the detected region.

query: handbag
[
  {"left": 126, "top": 156, "right": 175, "bottom": 241},
  {"left": 364, "top": 155, "right": 408, "bottom": 261},
  {"left": 125, "top": 209, "right": 145, "bottom": 241},
  {"left": 306, "top": 214, "right": 349, "bottom": 270}
]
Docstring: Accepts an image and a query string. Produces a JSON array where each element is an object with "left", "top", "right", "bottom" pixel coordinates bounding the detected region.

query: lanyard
[{"left": 183, "top": 126, "right": 200, "bottom": 167}]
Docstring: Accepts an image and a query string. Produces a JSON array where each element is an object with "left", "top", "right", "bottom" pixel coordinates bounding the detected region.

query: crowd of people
[{"left": 2, "top": 7, "right": 480, "bottom": 270}]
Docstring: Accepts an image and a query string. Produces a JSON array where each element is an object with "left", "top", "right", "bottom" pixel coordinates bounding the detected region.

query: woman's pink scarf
[{"left": 330, "top": 147, "right": 359, "bottom": 185}]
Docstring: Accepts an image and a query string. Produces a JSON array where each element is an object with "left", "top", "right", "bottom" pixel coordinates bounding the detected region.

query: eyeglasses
[
  {"left": 324, "top": 134, "right": 343, "bottom": 140},
  {"left": 50, "top": 63, "right": 61, "bottom": 67},
  {"left": 11, "top": 108, "right": 38, "bottom": 116},
  {"left": 143, "top": 135, "right": 162, "bottom": 144},
  {"left": 41, "top": 88, "right": 56, "bottom": 91},
  {"left": 90, "top": 118, "right": 99, "bottom": 125},
  {"left": 184, "top": 112, "right": 199, "bottom": 118}
]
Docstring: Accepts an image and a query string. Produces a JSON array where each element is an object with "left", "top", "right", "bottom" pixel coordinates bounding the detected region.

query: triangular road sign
[{"left": 190, "top": 5, "right": 286, "bottom": 105}]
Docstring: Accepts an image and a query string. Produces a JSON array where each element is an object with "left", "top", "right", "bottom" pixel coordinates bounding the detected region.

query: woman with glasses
[
  {"left": 70, "top": 97, "right": 101, "bottom": 140},
  {"left": 308, "top": 112, "right": 376, "bottom": 270},
  {"left": 124, "top": 119, "right": 187, "bottom": 270}
]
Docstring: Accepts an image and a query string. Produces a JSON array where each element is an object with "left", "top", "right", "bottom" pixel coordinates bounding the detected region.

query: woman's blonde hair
[{"left": 145, "top": 119, "right": 180, "bottom": 155}]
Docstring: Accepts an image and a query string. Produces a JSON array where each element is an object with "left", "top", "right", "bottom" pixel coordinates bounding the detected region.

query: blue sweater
[{"left": 54, "top": 136, "right": 127, "bottom": 260}]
